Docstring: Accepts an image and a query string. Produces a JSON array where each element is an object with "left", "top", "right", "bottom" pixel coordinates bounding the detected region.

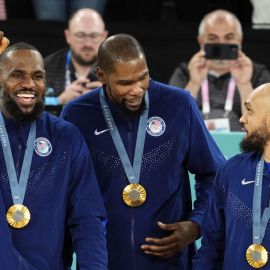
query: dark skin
[
  {"left": 97, "top": 56, "right": 200, "bottom": 258},
  {"left": 0, "top": 31, "right": 9, "bottom": 54}
]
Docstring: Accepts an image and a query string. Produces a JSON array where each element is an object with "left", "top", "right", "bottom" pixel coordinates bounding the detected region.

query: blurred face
[
  {"left": 0, "top": 49, "right": 45, "bottom": 120},
  {"left": 97, "top": 57, "right": 150, "bottom": 114},
  {"left": 239, "top": 91, "right": 270, "bottom": 153},
  {"left": 199, "top": 16, "right": 242, "bottom": 72},
  {"left": 65, "top": 12, "right": 107, "bottom": 66}
]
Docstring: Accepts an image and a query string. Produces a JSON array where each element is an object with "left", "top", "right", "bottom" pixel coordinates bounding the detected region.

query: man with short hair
[
  {"left": 193, "top": 82, "right": 270, "bottom": 269},
  {"left": 61, "top": 33, "right": 225, "bottom": 269},
  {"left": 169, "top": 9, "right": 270, "bottom": 131},
  {"left": 0, "top": 42, "right": 107, "bottom": 269},
  {"left": 45, "top": 8, "right": 108, "bottom": 106}
]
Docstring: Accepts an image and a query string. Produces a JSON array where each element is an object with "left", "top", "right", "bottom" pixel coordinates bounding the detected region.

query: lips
[{"left": 14, "top": 91, "right": 38, "bottom": 106}]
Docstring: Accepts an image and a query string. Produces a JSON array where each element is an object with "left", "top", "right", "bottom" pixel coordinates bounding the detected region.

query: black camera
[{"left": 204, "top": 43, "right": 239, "bottom": 60}]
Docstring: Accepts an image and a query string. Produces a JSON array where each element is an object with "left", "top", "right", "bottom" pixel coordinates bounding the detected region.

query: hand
[
  {"left": 84, "top": 80, "right": 102, "bottom": 90},
  {"left": 0, "top": 31, "right": 9, "bottom": 54},
  {"left": 58, "top": 77, "right": 93, "bottom": 104},
  {"left": 229, "top": 51, "right": 253, "bottom": 85},
  {"left": 188, "top": 50, "right": 210, "bottom": 86},
  {"left": 141, "top": 221, "right": 200, "bottom": 258}
]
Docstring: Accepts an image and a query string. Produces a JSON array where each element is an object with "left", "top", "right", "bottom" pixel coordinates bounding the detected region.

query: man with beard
[
  {"left": 193, "top": 83, "right": 270, "bottom": 269},
  {"left": 61, "top": 34, "right": 225, "bottom": 269},
  {"left": 0, "top": 42, "right": 108, "bottom": 269},
  {"left": 44, "top": 8, "right": 107, "bottom": 106},
  {"left": 169, "top": 9, "right": 270, "bottom": 131}
]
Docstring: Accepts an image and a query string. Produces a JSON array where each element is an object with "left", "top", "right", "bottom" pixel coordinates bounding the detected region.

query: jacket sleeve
[
  {"left": 192, "top": 169, "right": 226, "bottom": 270},
  {"left": 186, "top": 95, "right": 226, "bottom": 226},
  {"left": 67, "top": 126, "right": 108, "bottom": 270}
]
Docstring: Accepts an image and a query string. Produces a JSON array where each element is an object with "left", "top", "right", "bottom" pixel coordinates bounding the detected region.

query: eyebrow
[
  {"left": 117, "top": 70, "right": 149, "bottom": 83},
  {"left": 244, "top": 102, "right": 252, "bottom": 111}
]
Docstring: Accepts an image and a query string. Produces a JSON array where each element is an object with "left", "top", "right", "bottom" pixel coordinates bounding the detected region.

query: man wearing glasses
[{"left": 44, "top": 8, "right": 108, "bottom": 106}]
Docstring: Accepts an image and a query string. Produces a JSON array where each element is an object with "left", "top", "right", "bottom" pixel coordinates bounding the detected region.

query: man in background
[
  {"left": 45, "top": 8, "right": 108, "bottom": 106},
  {"left": 169, "top": 9, "right": 270, "bottom": 131}
]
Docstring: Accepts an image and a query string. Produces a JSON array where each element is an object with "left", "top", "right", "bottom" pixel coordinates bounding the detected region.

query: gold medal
[
  {"left": 246, "top": 244, "right": 268, "bottom": 268},
  {"left": 6, "top": 204, "right": 31, "bottom": 229},
  {"left": 122, "top": 183, "right": 146, "bottom": 207}
]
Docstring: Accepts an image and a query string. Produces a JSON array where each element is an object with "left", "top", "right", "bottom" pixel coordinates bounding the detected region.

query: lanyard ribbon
[
  {"left": 0, "top": 113, "right": 36, "bottom": 205},
  {"left": 201, "top": 77, "right": 236, "bottom": 117},
  {"left": 99, "top": 88, "right": 149, "bottom": 184},
  {"left": 65, "top": 50, "right": 72, "bottom": 88},
  {"left": 253, "top": 157, "right": 270, "bottom": 244}
]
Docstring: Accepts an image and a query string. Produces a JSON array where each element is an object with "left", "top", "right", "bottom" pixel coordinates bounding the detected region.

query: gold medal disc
[
  {"left": 122, "top": 183, "right": 146, "bottom": 207},
  {"left": 246, "top": 244, "right": 268, "bottom": 268},
  {"left": 6, "top": 204, "right": 31, "bottom": 228}
]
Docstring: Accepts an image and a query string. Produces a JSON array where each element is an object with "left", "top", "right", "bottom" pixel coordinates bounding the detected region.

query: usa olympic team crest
[
  {"left": 34, "top": 137, "right": 52, "bottom": 157},
  {"left": 146, "top": 117, "right": 166, "bottom": 136}
]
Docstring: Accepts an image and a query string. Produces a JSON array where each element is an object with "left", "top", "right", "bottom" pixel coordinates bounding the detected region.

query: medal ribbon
[
  {"left": 100, "top": 88, "right": 149, "bottom": 184},
  {"left": 0, "top": 113, "right": 36, "bottom": 205},
  {"left": 201, "top": 77, "right": 236, "bottom": 117},
  {"left": 253, "top": 157, "right": 270, "bottom": 244}
]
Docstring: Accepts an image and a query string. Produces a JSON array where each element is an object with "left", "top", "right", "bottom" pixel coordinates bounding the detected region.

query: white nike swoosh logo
[
  {"left": 94, "top": 128, "right": 109, "bottom": 136},
  {"left": 241, "top": 178, "right": 255, "bottom": 185}
]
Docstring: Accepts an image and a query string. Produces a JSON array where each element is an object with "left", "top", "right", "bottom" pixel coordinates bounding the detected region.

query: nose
[
  {"left": 130, "top": 83, "right": 144, "bottom": 96},
  {"left": 21, "top": 76, "right": 35, "bottom": 89},
  {"left": 239, "top": 113, "right": 246, "bottom": 124}
]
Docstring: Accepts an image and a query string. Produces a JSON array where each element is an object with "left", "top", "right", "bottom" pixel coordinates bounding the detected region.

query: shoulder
[
  {"left": 218, "top": 152, "right": 257, "bottom": 177},
  {"left": 61, "top": 87, "right": 101, "bottom": 116},
  {"left": 150, "top": 79, "right": 192, "bottom": 100},
  {"left": 38, "top": 111, "right": 83, "bottom": 138},
  {"left": 44, "top": 48, "right": 68, "bottom": 66}
]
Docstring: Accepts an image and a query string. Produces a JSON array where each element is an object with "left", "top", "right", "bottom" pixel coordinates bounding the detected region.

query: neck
[
  {"left": 72, "top": 58, "right": 92, "bottom": 78},
  {"left": 263, "top": 143, "right": 270, "bottom": 162}
]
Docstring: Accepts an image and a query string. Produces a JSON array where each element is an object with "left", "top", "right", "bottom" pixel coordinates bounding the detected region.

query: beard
[
  {"left": 240, "top": 125, "right": 270, "bottom": 154},
  {"left": 120, "top": 98, "right": 147, "bottom": 118},
  {"left": 1, "top": 89, "right": 44, "bottom": 122},
  {"left": 71, "top": 48, "right": 97, "bottom": 66}
]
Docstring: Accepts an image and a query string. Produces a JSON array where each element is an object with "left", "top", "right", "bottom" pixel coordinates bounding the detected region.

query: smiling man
[
  {"left": 193, "top": 83, "right": 270, "bottom": 269},
  {"left": 0, "top": 42, "right": 108, "bottom": 269},
  {"left": 61, "top": 34, "right": 225, "bottom": 270}
]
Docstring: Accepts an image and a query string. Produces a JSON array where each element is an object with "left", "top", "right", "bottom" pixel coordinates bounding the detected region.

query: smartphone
[{"left": 204, "top": 43, "right": 239, "bottom": 60}]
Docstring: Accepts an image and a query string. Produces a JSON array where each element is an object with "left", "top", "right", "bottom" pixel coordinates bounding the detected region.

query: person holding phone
[
  {"left": 44, "top": 8, "right": 108, "bottom": 108},
  {"left": 169, "top": 9, "right": 270, "bottom": 132}
]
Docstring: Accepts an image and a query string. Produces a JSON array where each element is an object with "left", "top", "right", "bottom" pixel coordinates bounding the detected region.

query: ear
[
  {"left": 64, "top": 29, "right": 71, "bottom": 45},
  {"left": 96, "top": 67, "right": 106, "bottom": 84},
  {"left": 197, "top": 36, "right": 204, "bottom": 50}
]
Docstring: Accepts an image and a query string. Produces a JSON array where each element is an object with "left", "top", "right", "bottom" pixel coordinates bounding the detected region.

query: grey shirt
[{"left": 169, "top": 62, "right": 270, "bottom": 131}]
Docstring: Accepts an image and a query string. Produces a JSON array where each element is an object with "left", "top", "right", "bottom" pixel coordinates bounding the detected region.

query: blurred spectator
[
  {"left": 169, "top": 9, "right": 270, "bottom": 132},
  {"left": 44, "top": 8, "right": 107, "bottom": 107},
  {"left": 250, "top": 0, "right": 270, "bottom": 29},
  {"left": 32, "top": 0, "right": 107, "bottom": 21}
]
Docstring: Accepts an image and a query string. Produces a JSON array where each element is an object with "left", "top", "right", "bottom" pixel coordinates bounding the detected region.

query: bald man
[
  {"left": 45, "top": 8, "right": 108, "bottom": 106},
  {"left": 169, "top": 9, "right": 270, "bottom": 131},
  {"left": 193, "top": 83, "right": 270, "bottom": 269}
]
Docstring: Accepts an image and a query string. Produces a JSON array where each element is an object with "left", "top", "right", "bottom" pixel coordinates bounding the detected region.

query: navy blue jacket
[
  {"left": 0, "top": 112, "right": 107, "bottom": 270},
  {"left": 193, "top": 152, "right": 270, "bottom": 269},
  {"left": 62, "top": 80, "right": 225, "bottom": 269}
]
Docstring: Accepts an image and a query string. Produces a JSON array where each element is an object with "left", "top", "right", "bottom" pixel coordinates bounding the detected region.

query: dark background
[{"left": 2, "top": 0, "right": 269, "bottom": 84}]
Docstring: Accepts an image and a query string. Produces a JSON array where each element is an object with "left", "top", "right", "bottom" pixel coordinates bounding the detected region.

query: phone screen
[{"left": 204, "top": 43, "right": 239, "bottom": 60}]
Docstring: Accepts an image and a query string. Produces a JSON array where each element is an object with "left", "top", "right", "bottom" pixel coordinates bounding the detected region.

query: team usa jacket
[
  {"left": 62, "top": 79, "right": 225, "bottom": 270},
  {"left": 0, "top": 112, "right": 107, "bottom": 270}
]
